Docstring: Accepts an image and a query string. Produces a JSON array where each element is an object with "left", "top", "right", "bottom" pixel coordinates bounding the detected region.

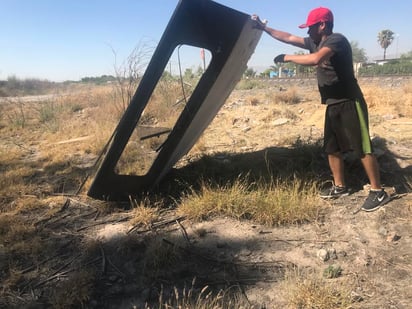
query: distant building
[
  {"left": 269, "top": 70, "right": 278, "bottom": 78},
  {"left": 269, "top": 68, "right": 295, "bottom": 78},
  {"left": 373, "top": 58, "right": 400, "bottom": 65}
]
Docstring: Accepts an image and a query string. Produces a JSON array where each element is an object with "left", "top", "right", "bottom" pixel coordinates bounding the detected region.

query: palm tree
[{"left": 377, "top": 29, "right": 395, "bottom": 60}]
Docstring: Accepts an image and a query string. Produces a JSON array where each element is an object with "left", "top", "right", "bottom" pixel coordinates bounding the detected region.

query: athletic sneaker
[
  {"left": 320, "top": 185, "right": 349, "bottom": 199},
  {"left": 361, "top": 189, "right": 391, "bottom": 212}
]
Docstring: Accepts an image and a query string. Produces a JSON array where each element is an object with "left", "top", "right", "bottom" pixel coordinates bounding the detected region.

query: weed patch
[{"left": 178, "top": 177, "right": 321, "bottom": 226}]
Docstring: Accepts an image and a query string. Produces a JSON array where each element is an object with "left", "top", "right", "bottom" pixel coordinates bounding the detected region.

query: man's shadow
[
  {"left": 343, "top": 136, "right": 411, "bottom": 194},
  {"left": 159, "top": 136, "right": 411, "bottom": 200}
]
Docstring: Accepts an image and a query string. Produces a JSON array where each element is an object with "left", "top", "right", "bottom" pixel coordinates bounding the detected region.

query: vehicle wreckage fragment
[{"left": 87, "top": 0, "right": 263, "bottom": 200}]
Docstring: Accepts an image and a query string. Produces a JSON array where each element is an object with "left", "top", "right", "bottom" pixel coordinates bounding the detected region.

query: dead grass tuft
[
  {"left": 129, "top": 197, "right": 160, "bottom": 227},
  {"left": 146, "top": 279, "right": 252, "bottom": 309},
  {"left": 274, "top": 87, "right": 301, "bottom": 104},
  {"left": 284, "top": 267, "right": 353, "bottom": 309},
  {"left": 363, "top": 83, "right": 412, "bottom": 118},
  {"left": 50, "top": 270, "right": 96, "bottom": 309},
  {"left": 177, "top": 176, "right": 320, "bottom": 226},
  {"left": 142, "top": 237, "right": 184, "bottom": 282}
]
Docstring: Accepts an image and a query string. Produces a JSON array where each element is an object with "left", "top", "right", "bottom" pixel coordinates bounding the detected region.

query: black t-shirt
[{"left": 304, "top": 33, "right": 363, "bottom": 104}]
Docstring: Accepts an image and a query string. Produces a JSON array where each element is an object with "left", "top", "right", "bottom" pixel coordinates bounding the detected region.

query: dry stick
[
  {"left": 75, "top": 172, "right": 90, "bottom": 195},
  {"left": 60, "top": 198, "right": 71, "bottom": 212},
  {"left": 30, "top": 287, "right": 36, "bottom": 301},
  {"left": 32, "top": 271, "right": 71, "bottom": 289},
  {"left": 352, "top": 207, "right": 363, "bottom": 215},
  {"left": 176, "top": 219, "right": 191, "bottom": 246},
  {"left": 10, "top": 140, "right": 33, "bottom": 153},
  {"left": 127, "top": 223, "right": 143, "bottom": 235},
  {"left": 127, "top": 215, "right": 186, "bottom": 234},
  {"left": 128, "top": 195, "right": 136, "bottom": 208},
  {"left": 232, "top": 260, "right": 294, "bottom": 268},
  {"left": 49, "top": 254, "right": 82, "bottom": 277},
  {"left": 197, "top": 277, "right": 279, "bottom": 286},
  {"left": 99, "top": 244, "right": 106, "bottom": 274},
  {"left": 106, "top": 256, "right": 126, "bottom": 278},
  {"left": 30, "top": 254, "right": 81, "bottom": 289},
  {"left": 232, "top": 264, "right": 252, "bottom": 306},
  {"left": 73, "top": 209, "right": 100, "bottom": 221},
  {"left": 41, "top": 208, "right": 98, "bottom": 229},
  {"left": 34, "top": 197, "right": 94, "bottom": 226},
  {"left": 35, "top": 212, "right": 72, "bottom": 227},
  {"left": 76, "top": 216, "right": 131, "bottom": 232},
  {"left": 380, "top": 257, "right": 412, "bottom": 272},
  {"left": 50, "top": 192, "right": 79, "bottom": 197},
  {"left": 93, "top": 210, "right": 100, "bottom": 221},
  {"left": 33, "top": 257, "right": 101, "bottom": 289},
  {"left": 21, "top": 252, "right": 63, "bottom": 274},
  {"left": 259, "top": 238, "right": 350, "bottom": 243},
  {"left": 68, "top": 197, "right": 96, "bottom": 209},
  {"left": 150, "top": 216, "right": 186, "bottom": 228}
]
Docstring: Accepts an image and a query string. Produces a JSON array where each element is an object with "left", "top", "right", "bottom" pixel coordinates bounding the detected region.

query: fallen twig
[
  {"left": 32, "top": 256, "right": 100, "bottom": 289},
  {"left": 21, "top": 253, "right": 61, "bottom": 274},
  {"left": 107, "top": 256, "right": 126, "bottom": 278},
  {"left": 30, "top": 254, "right": 80, "bottom": 289},
  {"left": 99, "top": 244, "right": 106, "bottom": 274},
  {"left": 60, "top": 198, "right": 71, "bottom": 212},
  {"left": 34, "top": 212, "right": 72, "bottom": 227},
  {"left": 176, "top": 219, "right": 191, "bottom": 246},
  {"left": 127, "top": 216, "right": 185, "bottom": 234},
  {"left": 76, "top": 216, "right": 131, "bottom": 232},
  {"left": 67, "top": 197, "right": 96, "bottom": 209}
]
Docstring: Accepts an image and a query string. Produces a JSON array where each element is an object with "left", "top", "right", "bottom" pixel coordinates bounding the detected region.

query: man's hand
[
  {"left": 274, "top": 54, "right": 286, "bottom": 63},
  {"left": 251, "top": 14, "right": 267, "bottom": 30}
]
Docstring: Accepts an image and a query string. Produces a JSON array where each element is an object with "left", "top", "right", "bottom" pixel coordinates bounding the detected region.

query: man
[{"left": 252, "top": 7, "right": 391, "bottom": 211}]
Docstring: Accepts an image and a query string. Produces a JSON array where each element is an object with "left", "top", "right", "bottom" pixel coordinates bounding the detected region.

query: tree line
[{"left": 0, "top": 29, "right": 409, "bottom": 97}]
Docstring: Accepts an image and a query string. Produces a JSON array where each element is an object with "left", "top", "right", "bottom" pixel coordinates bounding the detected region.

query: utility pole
[{"left": 396, "top": 34, "right": 400, "bottom": 58}]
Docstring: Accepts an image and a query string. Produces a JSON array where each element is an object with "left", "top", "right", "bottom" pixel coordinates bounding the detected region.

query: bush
[{"left": 359, "top": 61, "right": 412, "bottom": 76}]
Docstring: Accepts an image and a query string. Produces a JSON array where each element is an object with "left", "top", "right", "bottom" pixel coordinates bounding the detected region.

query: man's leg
[
  {"left": 320, "top": 152, "right": 349, "bottom": 199},
  {"left": 328, "top": 152, "right": 345, "bottom": 187},
  {"left": 360, "top": 153, "right": 391, "bottom": 211},
  {"left": 361, "top": 153, "right": 381, "bottom": 190}
]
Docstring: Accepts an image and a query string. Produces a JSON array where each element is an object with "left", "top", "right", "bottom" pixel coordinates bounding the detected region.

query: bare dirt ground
[
  {"left": 1, "top": 77, "right": 411, "bottom": 308},
  {"left": 173, "top": 77, "right": 412, "bottom": 309}
]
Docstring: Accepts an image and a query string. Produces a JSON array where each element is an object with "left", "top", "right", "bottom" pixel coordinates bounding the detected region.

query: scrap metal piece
[{"left": 87, "top": 0, "right": 263, "bottom": 200}]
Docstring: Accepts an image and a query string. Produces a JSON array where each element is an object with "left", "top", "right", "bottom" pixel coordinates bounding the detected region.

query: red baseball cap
[{"left": 299, "top": 7, "right": 333, "bottom": 28}]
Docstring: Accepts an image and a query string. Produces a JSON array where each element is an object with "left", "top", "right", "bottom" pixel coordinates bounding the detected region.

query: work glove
[
  {"left": 251, "top": 14, "right": 266, "bottom": 30},
  {"left": 274, "top": 54, "right": 286, "bottom": 63}
]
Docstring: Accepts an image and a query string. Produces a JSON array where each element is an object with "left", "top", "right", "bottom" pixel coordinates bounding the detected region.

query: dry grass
[
  {"left": 274, "top": 87, "right": 301, "bottom": 104},
  {"left": 177, "top": 176, "right": 321, "bottom": 226},
  {"left": 50, "top": 270, "right": 96, "bottom": 309},
  {"left": 142, "top": 237, "right": 184, "bottom": 282},
  {"left": 0, "top": 77, "right": 411, "bottom": 308},
  {"left": 129, "top": 197, "right": 160, "bottom": 227},
  {"left": 146, "top": 279, "right": 251, "bottom": 309},
  {"left": 284, "top": 267, "right": 354, "bottom": 309},
  {"left": 362, "top": 81, "right": 412, "bottom": 118}
]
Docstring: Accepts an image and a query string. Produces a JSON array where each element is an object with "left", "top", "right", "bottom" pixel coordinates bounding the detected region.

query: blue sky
[{"left": 1, "top": 0, "right": 411, "bottom": 81}]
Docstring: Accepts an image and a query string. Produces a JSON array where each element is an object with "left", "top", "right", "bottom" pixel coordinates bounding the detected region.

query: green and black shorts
[{"left": 323, "top": 98, "right": 373, "bottom": 157}]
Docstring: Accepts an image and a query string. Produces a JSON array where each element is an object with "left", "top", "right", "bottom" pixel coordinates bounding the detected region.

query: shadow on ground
[
  {"left": 163, "top": 136, "right": 411, "bottom": 198},
  {"left": 1, "top": 136, "right": 410, "bottom": 308}
]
